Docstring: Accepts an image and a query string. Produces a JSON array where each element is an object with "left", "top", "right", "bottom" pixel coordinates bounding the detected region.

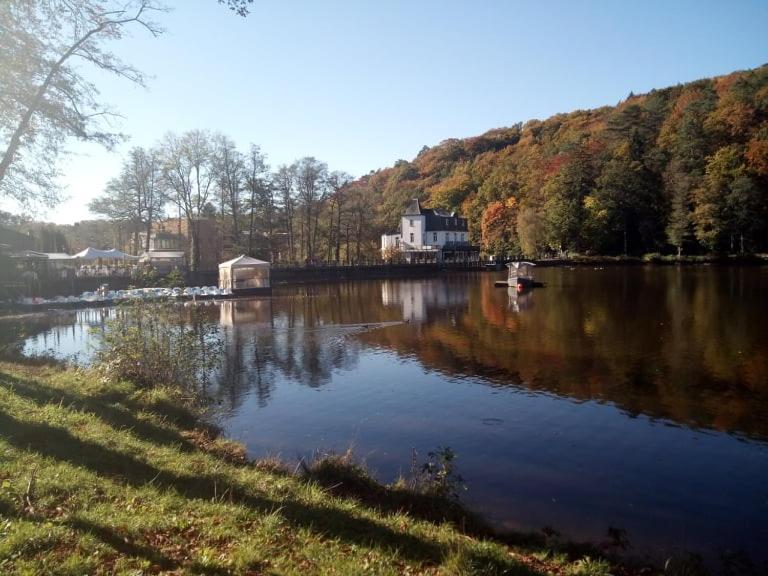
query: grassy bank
[{"left": 0, "top": 360, "right": 640, "bottom": 575}]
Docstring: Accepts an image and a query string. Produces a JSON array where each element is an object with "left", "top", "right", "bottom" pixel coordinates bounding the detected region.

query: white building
[{"left": 381, "top": 198, "right": 479, "bottom": 263}]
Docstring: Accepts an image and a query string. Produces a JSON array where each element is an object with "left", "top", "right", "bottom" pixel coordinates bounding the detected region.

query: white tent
[
  {"left": 72, "top": 247, "right": 137, "bottom": 260},
  {"left": 219, "top": 255, "right": 271, "bottom": 293}
]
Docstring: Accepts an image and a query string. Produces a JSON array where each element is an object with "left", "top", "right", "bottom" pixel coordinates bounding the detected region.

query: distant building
[
  {"left": 381, "top": 198, "right": 479, "bottom": 263},
  {"left": 139, "top": 218, "right": 222, "bottom": 272}
]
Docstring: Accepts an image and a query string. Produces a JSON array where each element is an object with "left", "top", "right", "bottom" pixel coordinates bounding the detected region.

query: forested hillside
[{"left": 362, "top": 64, "right": 768, "bottom": 257}]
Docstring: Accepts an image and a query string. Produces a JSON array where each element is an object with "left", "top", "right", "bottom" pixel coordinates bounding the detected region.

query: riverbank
[
  {"left": 530, "top": 253, "right": 768, "bottom": 267},
  {"left": 0, "top": 359, "right": 653, "bottom": 575}
]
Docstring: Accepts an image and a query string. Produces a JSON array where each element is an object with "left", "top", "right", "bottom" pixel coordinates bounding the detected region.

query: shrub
[
  {"left": 566, "top": 556, "right": 612, "bottom": 576},
  {"left": 132, "top": 266, "right": 159, "bottom": 287},
  {"left": 405, "top": 446, "right": 466, "bottom": 500},
  {"left": 642, "top": 252, "right": 663, "bottom": 263},
  {"left": 94, "top": 300, "right": 222, "bottom": 395},
  {"left": 162, "top": 269, "right": 186, "bottom": 288}
]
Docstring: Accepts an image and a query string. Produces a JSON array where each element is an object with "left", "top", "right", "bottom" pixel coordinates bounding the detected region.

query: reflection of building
[
  {"left": 381, "top": 198, "right": 480, "bottom": 263},
  {"left": 139, "top": 218, "right": 222, "bottom": 272},
  {"left": 507, "top": 286, "right": 534, "bottom": 313},
  {"left": 219, "top": 298, "right": 273, "bottom": 327},
  {"left": 382, "top": 278, "right": 470, "bottom": 322}
]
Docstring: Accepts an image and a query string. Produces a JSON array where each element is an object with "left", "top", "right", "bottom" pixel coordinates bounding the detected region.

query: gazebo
[{"left": 218, "top": 255, "right": 271, "bottom": 295}]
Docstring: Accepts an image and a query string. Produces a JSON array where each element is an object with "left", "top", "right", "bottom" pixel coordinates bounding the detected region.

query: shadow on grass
[
  {"left": 0, "top": 408, "right": 450, "bottom": 566},
  {"left": 302, "top": 453, "right": 493, "bottom": 537},
  {"left": 0, "top": 371, "right": 195, "bottom": 451},
  {"left": 67, "top": 516, "right": 180, "bottom": 571}
]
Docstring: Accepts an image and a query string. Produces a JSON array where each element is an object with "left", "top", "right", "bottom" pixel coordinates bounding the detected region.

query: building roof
[
  {"left": 8, "top": 249, "right": 49, "bottom": 260},
  {"left": 219, "top": 255, "right": 270, "bottom": 269},
  {"left": 403, "top": 198, "right": 468, "bottom": 232},
  {"left": 140, "top": 250, "right": 186, "bottom": 260},
  {"left": 46, "top": 253, "right": 74, "bottom": 260},
  {"left": 404, "top": 198, "right": 423, "bottom": 215}
]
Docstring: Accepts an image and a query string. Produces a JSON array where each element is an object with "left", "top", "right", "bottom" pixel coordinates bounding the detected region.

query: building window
[
  {"left": 409, "top": 219, "right": 414, "bottom": 227},
  {"left": 461, "top": 233, "right": 465, "bottom": 241},
  {"left": 454, "top": 218, "right": 457, "bottom": 225},
  {"left": 445, "top": 218, "right": 448, "bottom": 226},
  {"left": 433, "top": 232, "right": 437, "bottom": 243},
  {"left": 410, "top": 233, "right": 414, "bottom": 243}
]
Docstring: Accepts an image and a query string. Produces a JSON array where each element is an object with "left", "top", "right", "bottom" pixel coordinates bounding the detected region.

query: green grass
[{"left": 0, "top": 361, "right": 632, "bottom": 575}]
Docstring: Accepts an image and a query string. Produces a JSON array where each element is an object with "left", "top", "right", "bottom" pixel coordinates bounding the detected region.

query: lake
[{"left": 12, "top": 266, "right": 768, "bottom": 568}]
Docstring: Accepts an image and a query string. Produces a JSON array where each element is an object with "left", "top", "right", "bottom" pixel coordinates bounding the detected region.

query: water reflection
[
  {"left": 382, "top": 278, "right": 469, "bottom": 322},
  {"left": 13, "top": 268, "right": 768, "bottom": 565},
  {"left": 363, "top": 268, "right": 768, "bottom": 441},
  {"left": 507, "top": 286, "right": 534, "bottom": 313},
  {"left": 17, "top": 270, "right": 768, "bottom": 440}
]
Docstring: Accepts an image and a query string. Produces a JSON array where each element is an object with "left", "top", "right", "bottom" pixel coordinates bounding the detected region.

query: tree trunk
[
  {"left": 248, "top": 187, "right": 256, "bottom": 255},
  {"left": 188, "top": 217, "right": 198, "bottom": 272},
  {"left": 145, "top": 220, "right": 152, "bottom": 253},
  {"left": 623, "top": 213, "right": 628, "bottom": 256},
  {"left": 285, "top": 200, "right": 294, "bottom": 263},
  {"left": 345, "top": 223, "right": 351, "bottom": 264},
  {"left": 335, "top": 195, "right": 342, "bottom": 262}
]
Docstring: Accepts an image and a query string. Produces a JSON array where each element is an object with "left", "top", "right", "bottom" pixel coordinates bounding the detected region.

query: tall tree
[
  {"left": 243, "top": 145, "right": 269, "bottom": 257},
  {"left": 0, "top": 0, "right": 163, "bottom": 207},
  {"left": 327, "top": 171, "right": 353, "bottom": 262},
  {"left": 293, "top": 157, "right": 328, "bottom": 262},
  {"left": 693, "top": 145, "right": 746, "bottom": 252},
  {"left": 213, "top": 134, "right": 244, "bottom": 255},
  {"left": 481, "top": 198, "right": 519, "bottom": 256},
  {"left": 161, "top": 130, "right": 216, "bottom": 271},
  {"left": 664, "top": 161, "right": 692, "bottom": 257},
  {"left": 89, "top": 147, "right": 164, "bottom": 254},
  {"left": 273, "top": 164, "right": 296, "bottom": 263},
  {"left": 542, "top": 152, "right": 592, "bottom": 255}
]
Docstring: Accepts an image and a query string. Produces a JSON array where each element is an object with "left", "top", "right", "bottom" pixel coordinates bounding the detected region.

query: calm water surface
[{"left": 13, "top": 267, "right": 768, "bottom": 566}]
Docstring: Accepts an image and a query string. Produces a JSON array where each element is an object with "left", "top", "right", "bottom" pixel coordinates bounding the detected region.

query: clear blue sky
[{"left": 24, "top": 0, "right": 768, "bottom": 223}]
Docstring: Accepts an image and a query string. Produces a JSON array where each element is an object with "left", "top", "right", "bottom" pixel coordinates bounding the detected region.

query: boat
[{"left": 494, "top": 261, "right": 544, "bottom": 289}]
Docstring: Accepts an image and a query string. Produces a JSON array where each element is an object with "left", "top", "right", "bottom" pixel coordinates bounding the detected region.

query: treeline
[
  {"left": 88, "top": 131, "right": 379, "bottom": 269},
  {"left": 41, "top": 64, "right": 768, "bottom": 264},
  {"left": 357, "top": 64, "right": 768, "bottom": 257}
]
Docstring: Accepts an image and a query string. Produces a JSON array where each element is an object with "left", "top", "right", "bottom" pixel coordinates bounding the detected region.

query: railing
[{"left": 74, "top": 267, "right": 136, "bottom": 278}]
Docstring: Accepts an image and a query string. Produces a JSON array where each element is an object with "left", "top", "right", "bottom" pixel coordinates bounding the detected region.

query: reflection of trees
[
  {"left": 5, "top": 307, "right": 113, "bottom": 360},
  {"left": 211, "top": 283, "right": 401, "bottom": 413},
  {"left": 15, "top": 270, "right": 768, "bottom": 440},
  {"left": 363, "top": 268, "right": 768, "bottom": 440}
]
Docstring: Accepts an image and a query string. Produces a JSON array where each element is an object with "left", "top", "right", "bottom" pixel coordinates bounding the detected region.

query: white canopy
[
  {"left": 72, "top": 247, "right": 137, "bottom": 260},
  {"left": 219, "top": 255, "right": 270, "bottom": 291},
  {"left": 218, "top": 255, "right": 270, "bottom": 269}
]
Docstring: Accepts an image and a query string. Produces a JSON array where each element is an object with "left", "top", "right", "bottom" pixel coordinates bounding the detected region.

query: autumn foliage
[{"left": 357, "top": 64, "right": 768, "bottom": 257}]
